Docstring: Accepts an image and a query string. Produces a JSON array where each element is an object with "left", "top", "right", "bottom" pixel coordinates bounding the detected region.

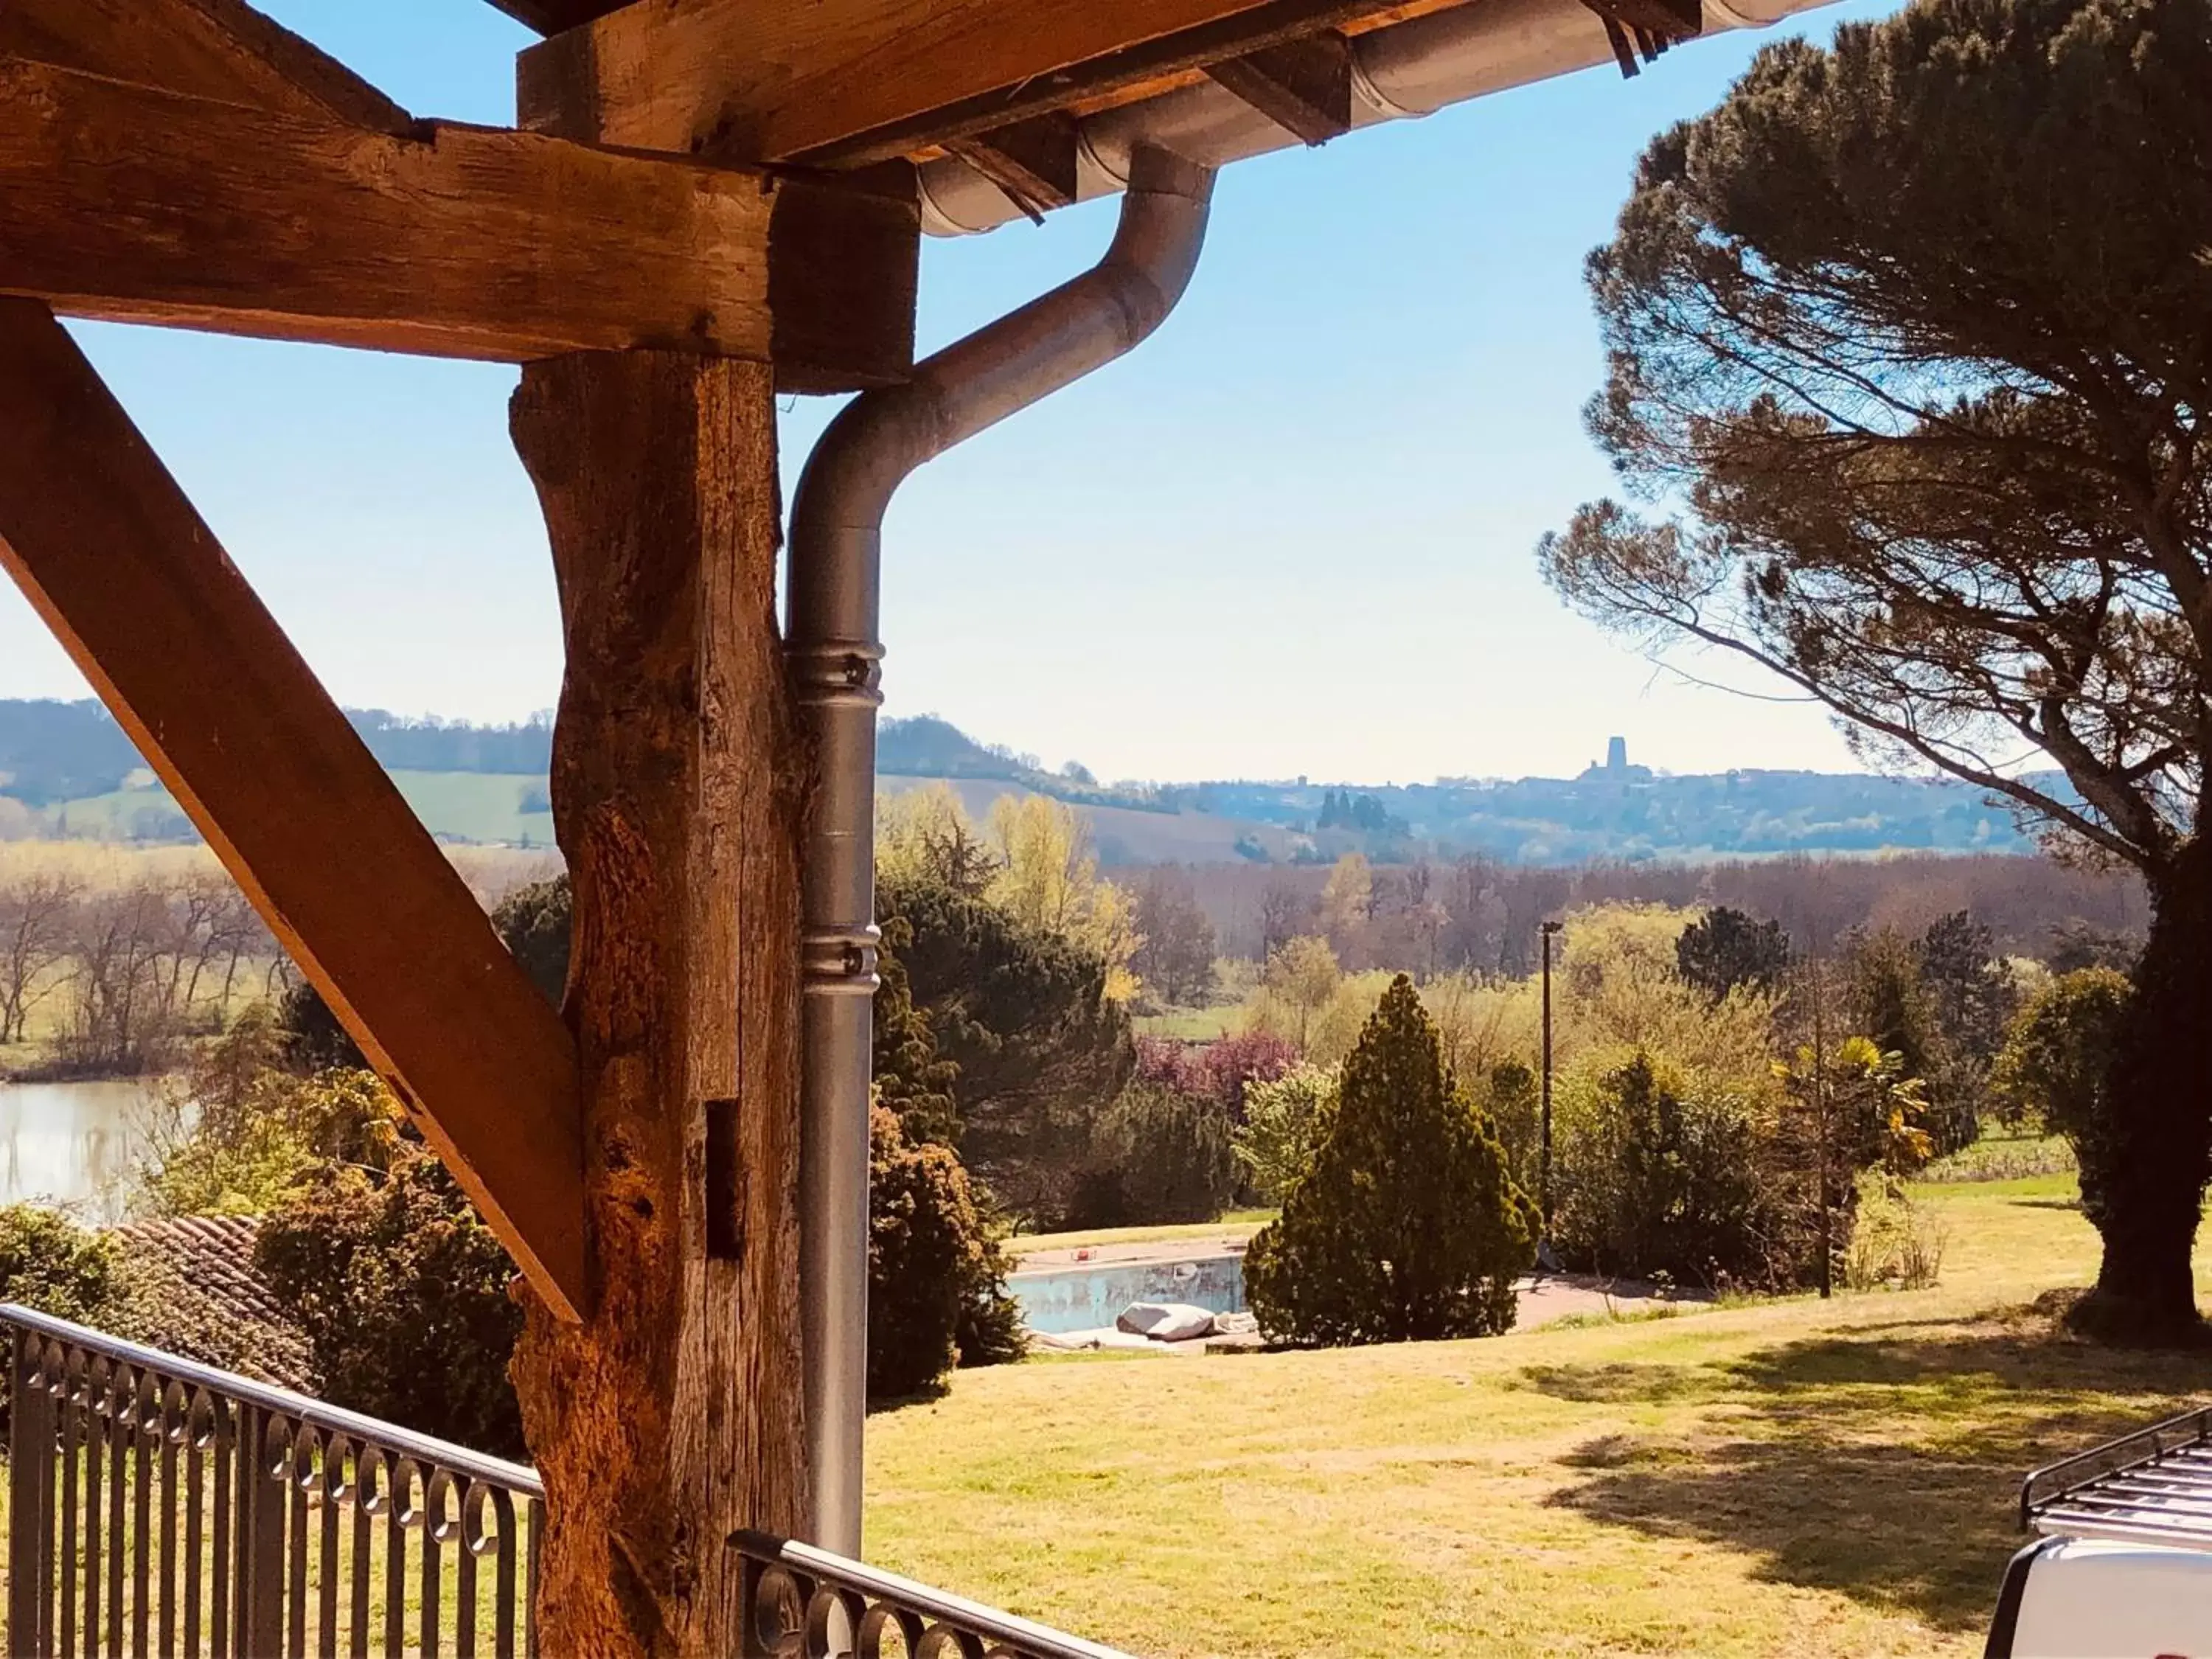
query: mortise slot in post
[{"left": 706, "top": 1097, "right": 743, "bottom": 1260}]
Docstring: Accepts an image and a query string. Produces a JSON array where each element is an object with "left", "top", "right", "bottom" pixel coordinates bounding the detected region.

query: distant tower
[{"left": 1606, "top": 735, "right": 1628, "bottom": 773}]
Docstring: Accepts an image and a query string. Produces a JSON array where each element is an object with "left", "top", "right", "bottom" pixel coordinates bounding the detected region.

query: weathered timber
[
  {"left": 0, "top": 0, "right": 411, "bottom": 131},
  {"left": 518, "top": 0, "right": 1407, "bottom": 167},
  {"left": 0, "top": 299, "right": 587, "bottom": 1320},
  {"left": 510, "top": 351, "right": 808, "bottom": 1655},
  {"left": 0, "top": 56, "right": 915, "bottom": 385},
  {"left": 1205, "top": 30, "right": 1353, "bottom": 144},
  {"left": 944, "top": 113, "right": 1082, "bottom": 215},
  {"left": 0, "top": 58, "right": 771, "bottom": 363},
  {"left": 769, "top": 164, "right": 921, "bottom": 394}
]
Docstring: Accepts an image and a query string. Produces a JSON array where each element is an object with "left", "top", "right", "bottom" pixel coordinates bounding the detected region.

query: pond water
[{"left": 0, "top": 1079, "right": 160, "bottom": 1222}]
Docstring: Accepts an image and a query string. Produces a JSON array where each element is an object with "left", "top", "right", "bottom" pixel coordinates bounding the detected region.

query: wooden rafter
[
  {"left": 1, "top": 0, "right": 412, "bottom": 131},
  {"left": 1206, "top": 30, "right": 1354, "bottom": 144},
  {"left": 0, "top": 0, "right": 917, "bottom": 386},
  {"left": 519, "top": 0, "right": 1411, "bottom": 167},
  {"left": 0, "top": 299, "right": 588, "bottom": 1319},
  {"left": 943, "top": 114, "right": 1083, "bottom": 218}
]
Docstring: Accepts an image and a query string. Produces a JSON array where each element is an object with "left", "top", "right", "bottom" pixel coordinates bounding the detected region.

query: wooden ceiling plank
[
  {"left": 518, "top": 0, "right": 1405, "bottom": 167},
  {"left": 0, "top": 57, "right": 777, "bottom": 363},
  {"left": 0, "top": 297, "right": 588, "bottom": 1319},
  {"left": 1205, "top": 29, "right": 1354, "bottom": 145},
  {"left": 0, "top": 0, "right": 412, "bottom": 132}
]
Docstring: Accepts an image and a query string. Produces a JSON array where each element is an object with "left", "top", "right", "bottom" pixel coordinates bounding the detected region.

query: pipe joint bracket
[
  {"left": 802, "top": 924, "right": 883, "bottom": 997},
  {"left": 789, "top": 640, "right": 886, "bottom": 710}
]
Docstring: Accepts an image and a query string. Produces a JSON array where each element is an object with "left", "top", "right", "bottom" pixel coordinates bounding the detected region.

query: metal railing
[
  {"left": 2, "top": 1306, "right": 1134, "bottom": 1659},
  {"left": 3, "top": 1304, "right": 543, "bottom": 1658}
]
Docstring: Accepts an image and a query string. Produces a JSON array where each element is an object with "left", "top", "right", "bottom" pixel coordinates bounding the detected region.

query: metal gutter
[
  {"left": 785, "top": 142, "right": 1217, "bottom": 1556},
  {"left": 917, "top": 0, "right": 1840, "bottom": 235}
]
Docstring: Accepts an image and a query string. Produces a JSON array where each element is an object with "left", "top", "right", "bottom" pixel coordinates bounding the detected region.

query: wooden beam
[
  {"left": 1205, "top": 30, "right": 1353, "bottom": 144},
  {"left": 481, "top": 0, "right": 624, "bottom": 35},
  {"left": 509, "top": 351, "right": 807, "bottom": 1654},
  {"left": 519, "top": 0, "right": 1406, "bottom": 167},
  {"left": 0, "top": 0, "right": 412, "bottom": 132},
  {"left": 0, "top": 58, "right": 782, "bottom": 364},
  {"left": 943, "top": 113, "right": 1082, "bottom": 216},
  {"left": 0, "top": 299, "right": 588, "bottom": 1320}
]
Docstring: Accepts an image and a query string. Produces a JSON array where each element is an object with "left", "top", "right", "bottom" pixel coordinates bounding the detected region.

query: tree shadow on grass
[{"left": 1537, "top": 1311, "right": 2211, "bottom": 1632}]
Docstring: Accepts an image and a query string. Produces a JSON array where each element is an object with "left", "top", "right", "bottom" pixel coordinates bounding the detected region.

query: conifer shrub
[
  {"left": 1245, "top": 977, "right": 1537, "bottom": 1346},
  {"left": 869, "top": 1107, "right": 1023, "bottom": 1399},
  {"left": 1068, "top": 1084, "right": 1238, "bottom": 1227}
]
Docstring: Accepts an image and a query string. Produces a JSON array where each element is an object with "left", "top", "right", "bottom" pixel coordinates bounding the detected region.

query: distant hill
[{"left": 0, "top": 699, "right": 2051, "bottom": 863}]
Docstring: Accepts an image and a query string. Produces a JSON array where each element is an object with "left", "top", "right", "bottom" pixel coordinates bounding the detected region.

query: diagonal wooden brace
[{"left": 0, "top": 299, "right": 588, "bottom": 1320}]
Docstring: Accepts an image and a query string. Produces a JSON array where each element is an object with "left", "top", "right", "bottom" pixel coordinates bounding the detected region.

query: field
[{"left": 866, "top": 1174, "right": 2209, "bottom": 1658}]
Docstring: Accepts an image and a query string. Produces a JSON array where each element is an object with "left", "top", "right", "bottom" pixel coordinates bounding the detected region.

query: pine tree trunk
[
  {"left": 2069, "top": 836, "right": 2212, "bottom": 1346},
  {"left": 509, "top": 352, "right": 810, "bottom": 1655}
]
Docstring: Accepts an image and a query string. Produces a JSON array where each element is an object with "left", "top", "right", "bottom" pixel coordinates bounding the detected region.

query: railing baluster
[
  {"left": 38, "top": 1349, "right": 60, "bottom": 1658},
  {"left": 383, "top": 1461, "right": 406, "bottom": 1659},
  {"left": 56, "top": 1350, "right": 77, "bottom": 1659},
  {"left": 209, "top": 1398, "right": 231, "bottom": 1659},
  {"left": 419, "top": 1467, "right": 442, "bottom": 1659},
  {"left": 158, "top": 1382, "right": 181, "bottom": 1659},
  {"left": 491, "top": 1489, "right": 517, "bottom": 1659},
  {"left": 248, "top": 1411, "right": 287, "bottom": 1658},
  {"left": 348, "top": 1448, "right": 375, "bottom": 1659},
  {"left": 184, "top": 1394, "right": 206, "bottom": 1659},
  {"left": 105, "top": 1362, "right": 126, "bottom": 1658},
  {"left": 318, "top": 1434, "right": 343, "bottom": 1659},
  {"left": 81, "top": 1357, "right": 102, "bottom": 1659},
  {"left": 10, "top": 1330, "right": 46, "bottom": 1658},
  {"left": 525, "top": 1500, "right": 542, "bottom": 1659},
  {"left": 132, "top": 1370, "right": 154, "bottom": 1659},
  {"left": 288, "top": 1425, "right": 313, "bottom": 1659}
]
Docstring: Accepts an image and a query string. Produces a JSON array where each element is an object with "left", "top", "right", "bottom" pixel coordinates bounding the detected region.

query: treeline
[
  {"left": 1169, "top": 852, "right": 2144, "bottom": 974},
  {"left": 0, "top": 699, "right": 552, "bottom": 807}
]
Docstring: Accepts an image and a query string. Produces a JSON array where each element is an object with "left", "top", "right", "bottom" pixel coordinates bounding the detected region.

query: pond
[{"left": 0, "top": 1079, "right": 161, "bottom": 1222}]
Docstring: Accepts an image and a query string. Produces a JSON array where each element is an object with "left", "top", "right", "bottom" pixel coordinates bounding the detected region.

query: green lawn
[{"left": 869, "top": 1175, "right": 2211, "bottom": 1658}]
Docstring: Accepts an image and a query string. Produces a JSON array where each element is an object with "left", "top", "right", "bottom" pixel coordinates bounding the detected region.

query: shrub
[
  {"left": 1551, "top": 1050, "right": 1774, "bottom": 1288},
  {"left": 133, "top": 1029, "right": 394, "bottom": 1218},
  {"left": 1841, "top": 1175, "right": 1949, "bottom": 1292},
  {"left": 1245, "top": 977, "right": 1536, "bottom": 1346},
  {"left": 869, "top": 1106, "right": 1023, "bottom": 1399},
  {"left": 0, "top": 1204, "right": 116, "bottom": 1323},
  {"left": 1233, "top": 1063, "right": 1338, "bottom": 1203},
  {"left": 256, "top": 1136, "right": 527, "bottom": 1459},
  {"left": 1071, "top": 1084, "right": 1238, "bottom": 1228}
]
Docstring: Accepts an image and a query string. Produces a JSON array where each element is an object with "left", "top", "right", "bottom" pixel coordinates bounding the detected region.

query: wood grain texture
[
  {"left": 518, "top": 0, "right": 1404, "bottom": 165},
  {"left": 0, "top": 299, "right": 587, "bottom": 1319},
  {"left": 0, "top": 0, "right": 412, "bottom": 131},
  {"left": 1205, "top": 29, "right": 1353, "bottom": 144},
  {"left": 509, "top": 351, "right": 808, "bottom": 1655},
  {"left": 0, "top": 58, "right": 776, "bottom": 363}
]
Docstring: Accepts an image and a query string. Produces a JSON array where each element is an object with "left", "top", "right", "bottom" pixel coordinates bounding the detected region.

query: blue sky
[{"left": 0, "top": 0, "right": 1901, "bottom": 785}]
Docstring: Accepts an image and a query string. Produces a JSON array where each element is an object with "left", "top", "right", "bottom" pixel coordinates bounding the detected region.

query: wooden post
[{"left": 509, "top": 351, "right": 809, "bottom": 1655}]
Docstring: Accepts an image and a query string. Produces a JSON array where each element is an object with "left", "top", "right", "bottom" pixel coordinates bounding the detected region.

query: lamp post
[{"left": 1539, "top": 919, "right": 1563, "bottom": 1265}]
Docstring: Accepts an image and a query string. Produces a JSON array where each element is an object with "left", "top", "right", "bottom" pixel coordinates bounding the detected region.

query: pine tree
[{"left": 1245, "top": 976, "right": 1537, "bottom": 1346}]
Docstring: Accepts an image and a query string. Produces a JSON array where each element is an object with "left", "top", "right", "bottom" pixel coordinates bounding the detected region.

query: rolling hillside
[{"left": 0, "top": 699, "right": 2050, "bottom": 864}]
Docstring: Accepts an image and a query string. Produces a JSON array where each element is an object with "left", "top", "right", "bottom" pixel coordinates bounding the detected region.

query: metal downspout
[{"left": 786, "top": 142, "right": 1217, "bottom": 1557}]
